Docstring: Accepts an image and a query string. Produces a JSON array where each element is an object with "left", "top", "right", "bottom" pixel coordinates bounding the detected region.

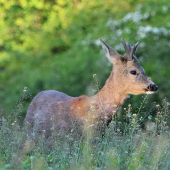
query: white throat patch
[{"left": 146, "top": 91, "right": 154, "bottom": 94}]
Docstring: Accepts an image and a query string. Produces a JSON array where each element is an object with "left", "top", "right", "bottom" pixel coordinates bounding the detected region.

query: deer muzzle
[{"left": 146, "top": 84, "right": 158, "bottom": 93}]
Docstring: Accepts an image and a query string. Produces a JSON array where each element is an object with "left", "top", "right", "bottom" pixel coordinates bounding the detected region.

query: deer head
[{"left": 100, "top": 38, "right": 158, "bottom": 95}]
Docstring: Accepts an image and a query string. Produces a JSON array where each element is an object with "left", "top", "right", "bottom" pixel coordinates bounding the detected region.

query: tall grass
[{"left": 0, "top": 94, "right": 170, "bottom": 170}]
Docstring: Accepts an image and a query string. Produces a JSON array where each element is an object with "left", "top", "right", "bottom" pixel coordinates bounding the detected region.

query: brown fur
[{"left": 25, "top": 39, "right": 157, "bottom": 138}]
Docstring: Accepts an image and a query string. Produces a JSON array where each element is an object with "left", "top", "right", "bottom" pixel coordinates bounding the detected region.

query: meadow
[
  {"left": 0, "top": 93, "right": 170, "bottom": 170},
  {"left": 0, "top": 0, "right": 170, "bottom": 169}
]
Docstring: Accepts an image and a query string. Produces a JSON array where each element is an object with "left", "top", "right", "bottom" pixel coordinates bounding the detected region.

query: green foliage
[
  {"left": 1, "top": 2, "right": 170, "bottom": 169},
  {"left": 0, "top": 98, "right": 170, "bottom": 169},
  {"left": 0, "top": 0, "right": 170, "bottom": 121}
]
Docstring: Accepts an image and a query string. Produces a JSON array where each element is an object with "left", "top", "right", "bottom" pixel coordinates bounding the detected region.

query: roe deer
[{"left": 25, "top": 38, "right": 158, "bottom": 138}]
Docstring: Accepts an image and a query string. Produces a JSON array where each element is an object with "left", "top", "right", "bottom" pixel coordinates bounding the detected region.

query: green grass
[{"left": 0, "top": 97, "right": 170, "bottom": 170}]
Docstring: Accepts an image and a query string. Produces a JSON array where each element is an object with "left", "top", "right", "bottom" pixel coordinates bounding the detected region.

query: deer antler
[
  {"left": 133, "top": 42, "right": 139, "bottom": 56},
  {"left": 121, "top": 38, "right": 139, "bottom": 60}
]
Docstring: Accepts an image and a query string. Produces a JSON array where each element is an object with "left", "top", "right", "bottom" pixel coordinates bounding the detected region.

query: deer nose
[{"left": 147, "top": 84, "right": 158, "bottom": 92}]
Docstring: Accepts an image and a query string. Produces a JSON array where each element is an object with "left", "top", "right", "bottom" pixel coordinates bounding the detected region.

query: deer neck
[
  {"left": 71, "top": 72, "right": 128, "bottom": 119},
  {"left": 91, "top": 71, "right": 128, "bottom": 116}
]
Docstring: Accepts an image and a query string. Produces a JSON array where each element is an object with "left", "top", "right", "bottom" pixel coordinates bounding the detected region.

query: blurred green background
[{"left": 0, "top": 0, "right": 170, "bottom": 120}]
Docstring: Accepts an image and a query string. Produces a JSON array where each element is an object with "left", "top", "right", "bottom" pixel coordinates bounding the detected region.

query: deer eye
[{"left": 130, "top": 70, "right": 137, "bottom": 75}]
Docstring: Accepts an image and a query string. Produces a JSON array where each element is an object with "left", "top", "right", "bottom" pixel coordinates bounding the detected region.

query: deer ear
[{"left": 100, "top": 39, "right": 121, "bottom": 63}]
